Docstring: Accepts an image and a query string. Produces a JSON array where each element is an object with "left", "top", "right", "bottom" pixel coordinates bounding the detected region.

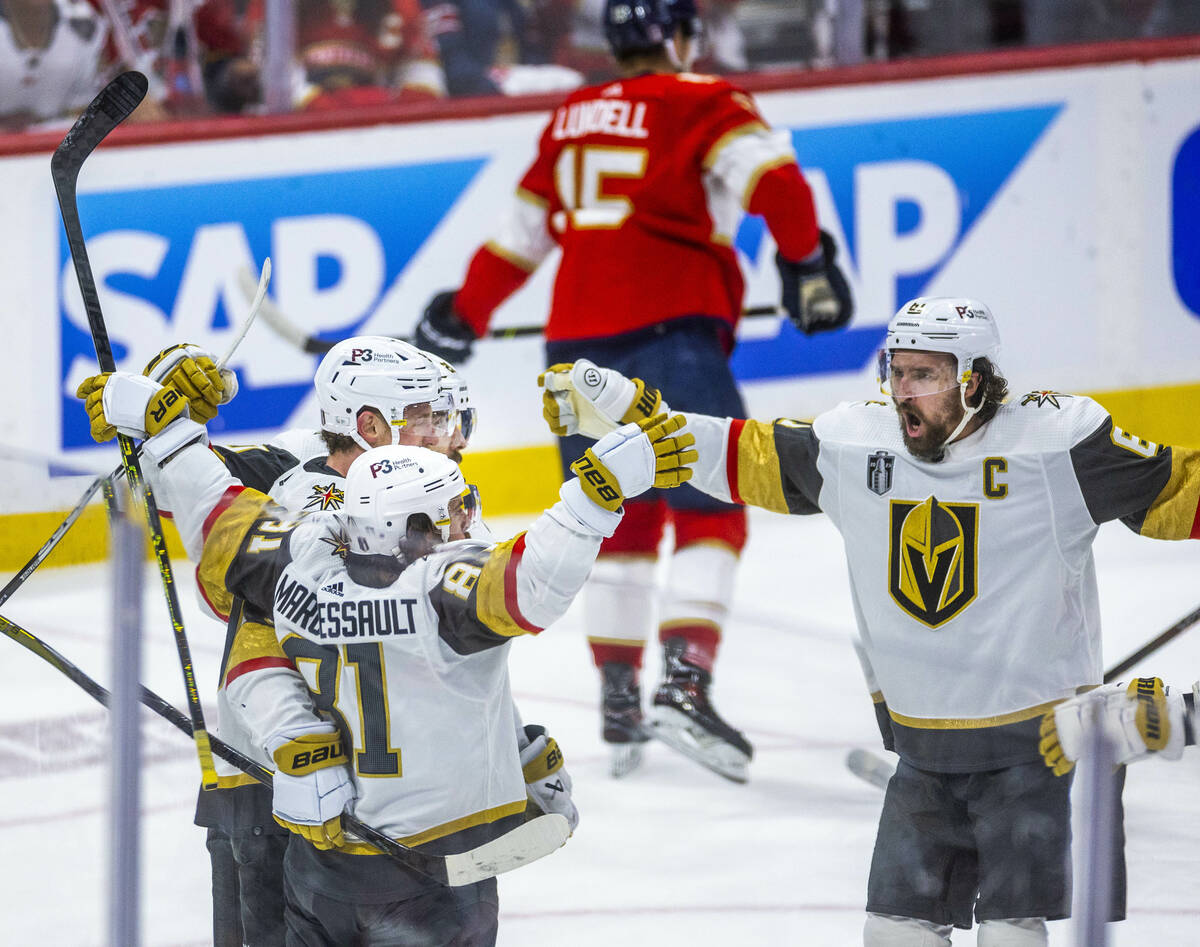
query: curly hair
[{"left": 968, "top": 357, "right": 1009, "bottom": 423}]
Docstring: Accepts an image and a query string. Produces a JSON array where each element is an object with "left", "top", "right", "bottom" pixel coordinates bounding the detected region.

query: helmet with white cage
[
  {"left": 879, "top": 297, "right": 1001, "bottom": 385},
  {"left": 343, "top": 446, "right": 468, "bottom": 560},
  {"left": 314, "top": 337, "right": 450, "bottom": 450}
]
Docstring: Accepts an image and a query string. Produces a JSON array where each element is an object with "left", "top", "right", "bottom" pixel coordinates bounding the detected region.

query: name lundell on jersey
[{"left": 275, "top": 575, "right": 419, "bottom": 640}]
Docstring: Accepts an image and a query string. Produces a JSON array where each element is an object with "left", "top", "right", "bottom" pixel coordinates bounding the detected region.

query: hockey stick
[
  {"left": 238, "top": 266, "right": 781, "bottom": 356},
  {"left": 845, "top": 606, "right": 1200, "bottom": 790},
  {"left": 0, "top": 267, "right": 267, "bottom": 613},
  {"left": 1102, "top": 602, "right": 1200, "bottom": 682},
  {"left": 52, "top": 71, "right": 219, "bottom": 791},
  {"left": 0, "top": 610, "right": 570, "bottom": 886},
  {"left": 0, "top": 474, "right": 109, "bottom": 611}
]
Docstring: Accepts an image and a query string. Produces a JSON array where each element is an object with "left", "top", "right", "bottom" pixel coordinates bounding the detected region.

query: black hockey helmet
[
  {"left": 604, "top": 0, "right": 672, "bottom": 59},
  {"left": 668, "top": 0, "right": 702, "bottom": 40}
]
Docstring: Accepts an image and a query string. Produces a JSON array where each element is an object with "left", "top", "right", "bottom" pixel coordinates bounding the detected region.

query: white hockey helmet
[
  {"left": 343, "top": 445, "right": 468, "bottom": 559},
  {"left": 430, "top": 355, "right": 477, "bottom": 443},
  {"left": 314, "top": 337, "right": 447, "bottom": 450},
  {"left": 880, "top": 297, "right": 1001, "bottom": 385}
]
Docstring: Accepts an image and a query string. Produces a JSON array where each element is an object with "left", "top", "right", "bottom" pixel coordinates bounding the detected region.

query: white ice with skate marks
[{"left": 0, "top": 511, "right": 1198, "bottom": 945}]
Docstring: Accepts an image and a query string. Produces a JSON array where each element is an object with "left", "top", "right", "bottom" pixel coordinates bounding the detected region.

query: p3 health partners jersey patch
[{"left": 887, "top": 496, "right": 979, "bottom": 628}]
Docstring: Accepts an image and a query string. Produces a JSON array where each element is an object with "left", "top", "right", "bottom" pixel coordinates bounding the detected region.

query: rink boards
[{"left": 1, "top": 47, "right": 1199, "bottom": 567}]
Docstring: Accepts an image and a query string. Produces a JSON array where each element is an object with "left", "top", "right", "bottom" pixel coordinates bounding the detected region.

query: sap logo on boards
[
  {"left": 731, "top": 104, "right": 1062, "bottom": 383},
  {"left": 1173, "top": 124, "right": 1200, "bottom": 319},
  {"left": 57, "top": 157, "right": 485, "bottom": 450}
]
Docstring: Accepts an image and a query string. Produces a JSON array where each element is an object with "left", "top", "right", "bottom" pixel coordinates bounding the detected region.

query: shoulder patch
[
  {"left": 303, "top": 482, "right": 345, "bottom": 512},
  {"left": 319, "top": 529, "right": 349, "bottom": 560},
  {"left": 1020, "top": 390, "right": 1073, "bottom": 409}
]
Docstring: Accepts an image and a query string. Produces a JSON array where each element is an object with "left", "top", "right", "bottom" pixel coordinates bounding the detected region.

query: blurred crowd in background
[{"left": 2, "top": 0, "right": 1199, "bottom": 132}]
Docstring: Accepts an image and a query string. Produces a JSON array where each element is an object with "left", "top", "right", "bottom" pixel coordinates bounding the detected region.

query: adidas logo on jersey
[{"left": 320, "top": 581, "right": 344, "bottom": 597}]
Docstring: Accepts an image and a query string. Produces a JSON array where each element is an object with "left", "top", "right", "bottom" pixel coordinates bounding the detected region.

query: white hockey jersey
[
  {"left": 685, "top": 393, "right": 1200, "bottom": 771},
  {"left": 147, "top": 429, "right": 607, "bottom": 849}
]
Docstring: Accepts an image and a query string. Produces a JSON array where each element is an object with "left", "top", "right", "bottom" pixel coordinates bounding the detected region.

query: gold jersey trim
[
  {"left": 701, "top": 120, "right": 767, "bottom": 171},
  {"left": 889, "top": 698, "right": 1064, "bottom": 730},
  {"left": 1142, "top": 445, "right": 1200, "bottom": 540},
  {"left": 197, "top": 488, "right": 274, "bottom": 620},
  {"left": 339, "top": 798, "right": 528, "bottom": 855},
  {"left": 586, "top": 634, "right": 648, "bottom": 647},
  {"left": 484, "top": 240, "right": 539, "bottom": 274},
  {"left": 735, "top": 420, "right": 789, "bottom": 513}
]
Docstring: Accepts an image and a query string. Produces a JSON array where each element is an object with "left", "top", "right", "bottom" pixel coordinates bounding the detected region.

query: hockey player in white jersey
[
  {"left": 538, "top": 296, "right": 1200, "bottom": 946},
  {"left": 79, "top": 337, "right": 504, "bottom": 946},
  {"left": 79, "top": 364, "right": 695, "bottom": 943}
]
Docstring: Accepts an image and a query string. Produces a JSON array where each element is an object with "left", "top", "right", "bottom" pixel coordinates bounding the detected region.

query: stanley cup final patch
[
  {"left": 887, "top": 496, "right": 979, "bottom": 628},
  {"left": 867, "top": 450, "right": 895, "bottom": 496}
]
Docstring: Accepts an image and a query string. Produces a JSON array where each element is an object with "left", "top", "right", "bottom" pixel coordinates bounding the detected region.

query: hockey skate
[
  {"left": 649, "top": 638, "right": 753, "bottom": 783},
  {"left": 601, "top": 662, "right": 650, "bottom": 778}
]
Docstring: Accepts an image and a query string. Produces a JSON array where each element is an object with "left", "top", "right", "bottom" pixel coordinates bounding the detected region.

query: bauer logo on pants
[{"left": 887, "top": 496, "right": 979, "bottom": 628}]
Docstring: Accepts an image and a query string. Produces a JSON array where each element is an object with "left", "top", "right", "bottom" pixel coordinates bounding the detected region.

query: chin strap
[{"left": 939, "top": 381, "right": 983, "bottom": 450}]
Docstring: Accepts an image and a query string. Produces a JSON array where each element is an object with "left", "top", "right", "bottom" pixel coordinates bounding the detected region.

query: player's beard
[{"left": 894, "top": 397, "right": 962, "bottom": 462}]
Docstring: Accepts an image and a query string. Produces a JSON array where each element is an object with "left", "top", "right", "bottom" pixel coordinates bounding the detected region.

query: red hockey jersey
[{"left": 455, "top": 71, "right": 819, "bottom": 342}]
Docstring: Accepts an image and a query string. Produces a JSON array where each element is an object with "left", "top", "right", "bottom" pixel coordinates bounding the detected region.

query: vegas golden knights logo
[{"left": 888, "top": 496, "right": 979, "bottom": 627}]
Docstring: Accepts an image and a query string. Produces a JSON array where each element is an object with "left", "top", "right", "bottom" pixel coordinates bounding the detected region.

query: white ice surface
[{"left": 1, "top": 510, "right": 1198, "bottom": 946}]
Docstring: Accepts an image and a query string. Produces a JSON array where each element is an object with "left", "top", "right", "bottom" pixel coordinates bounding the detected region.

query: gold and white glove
[
  {"left": 143, "top": 343, "right": 237, "bottom": 424},
  {"left": 1039, "top": 677, "right": 1192, "bottom": 775},
  {"left": 76, "top": 371, "right": 189, "bottom": 443},
  {"left": 519, "top": 724, "right": 578, "bottom": 834},
  {"left": 539, "top": 359, "right": 666, "bottom": 438},
  {"left": 558, "top": 414, "right": 697, "bottom": 536},
  {"left": 269, "top": 726, "right": 355, "bottom": 851}
]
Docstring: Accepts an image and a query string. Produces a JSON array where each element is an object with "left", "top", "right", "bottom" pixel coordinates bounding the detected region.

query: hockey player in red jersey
[{"left": 416, "top": 0, "right": 852, "bottom": 781}]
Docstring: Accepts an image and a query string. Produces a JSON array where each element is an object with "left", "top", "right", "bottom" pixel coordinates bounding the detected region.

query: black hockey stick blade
[
  {"left": 51, "top": 71, "right": 148, "bottom": 373},
  {"left": 51, "top": 71, "right": 147, "bottom": 185}
]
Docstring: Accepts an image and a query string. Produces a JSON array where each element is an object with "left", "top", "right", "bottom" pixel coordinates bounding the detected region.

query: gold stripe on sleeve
[
  {"left": 516, "top": 186, "right": 549, "bottom": 209},
  {"left": 222, "top": 620, "right": 288, "bottom": 688},
  {"left": 701, "top": 121, "right": 768, "bottom": 170},
  {"left": 484, "top": 240, "right": 540, "bottom": 273},
  {"left": 741, "top": 153, "right": 797, "bottom": 209},
  {"left": 1141, "top": 446, "right": 1200, "bottom": 540},
  {"left": 197, "top": 489, "right": 274, "bottom": 619},
  {"left": 736, "top": 420, "right": 790, "bottom": 513},
  {"left": 474, "top": 536, "right": 537, "bottom": 638}
]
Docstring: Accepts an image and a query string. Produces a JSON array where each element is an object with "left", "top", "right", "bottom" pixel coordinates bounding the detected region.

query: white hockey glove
[
  {"left": 538, "top": 359, "right": 666, "bottom": 438},
  {"left": 1039, "top": 677, "right": 1190, "bottom": 776},
  {"left": 143, "top": 342, "right": 237, "bottom": 424},
  {"left": 268, "top": 725, "right": 356, "bottom": 851},
  {"left": 76, "top": 371, "right": 189, "bottom": 443},
  {"left": 519, "top": 724, "right": 579, "bottom": 834},
  {"left": 559, "top": 414, "right": 696, "bottom": 535}
]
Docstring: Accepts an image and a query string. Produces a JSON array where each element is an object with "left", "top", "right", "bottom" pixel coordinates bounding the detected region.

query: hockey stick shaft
[
  {"left": 1102, "top": 603, "right": 1200, "bottom": 682},
  {"left": 0, "top": 284, "right": 264, "bottom": 610},
  {"left": 847, "top": 607, "right": 1200, "bottom": 790},
  {"left": 0, "top": 610, "right": 562, "bottom": 886},
  {"left": 0, "top": 474, "right": 109, "bottom": 610},
  {"left": 53, "top": 71, "right": 218, "bottom": 790},
  {"left": 240, "top": 267, "right": 781, "bottom": 356}
]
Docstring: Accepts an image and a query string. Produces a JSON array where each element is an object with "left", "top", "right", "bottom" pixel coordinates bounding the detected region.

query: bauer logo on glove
[{"left": 571, "top": 450, "right": 624, "bottom": 511}]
